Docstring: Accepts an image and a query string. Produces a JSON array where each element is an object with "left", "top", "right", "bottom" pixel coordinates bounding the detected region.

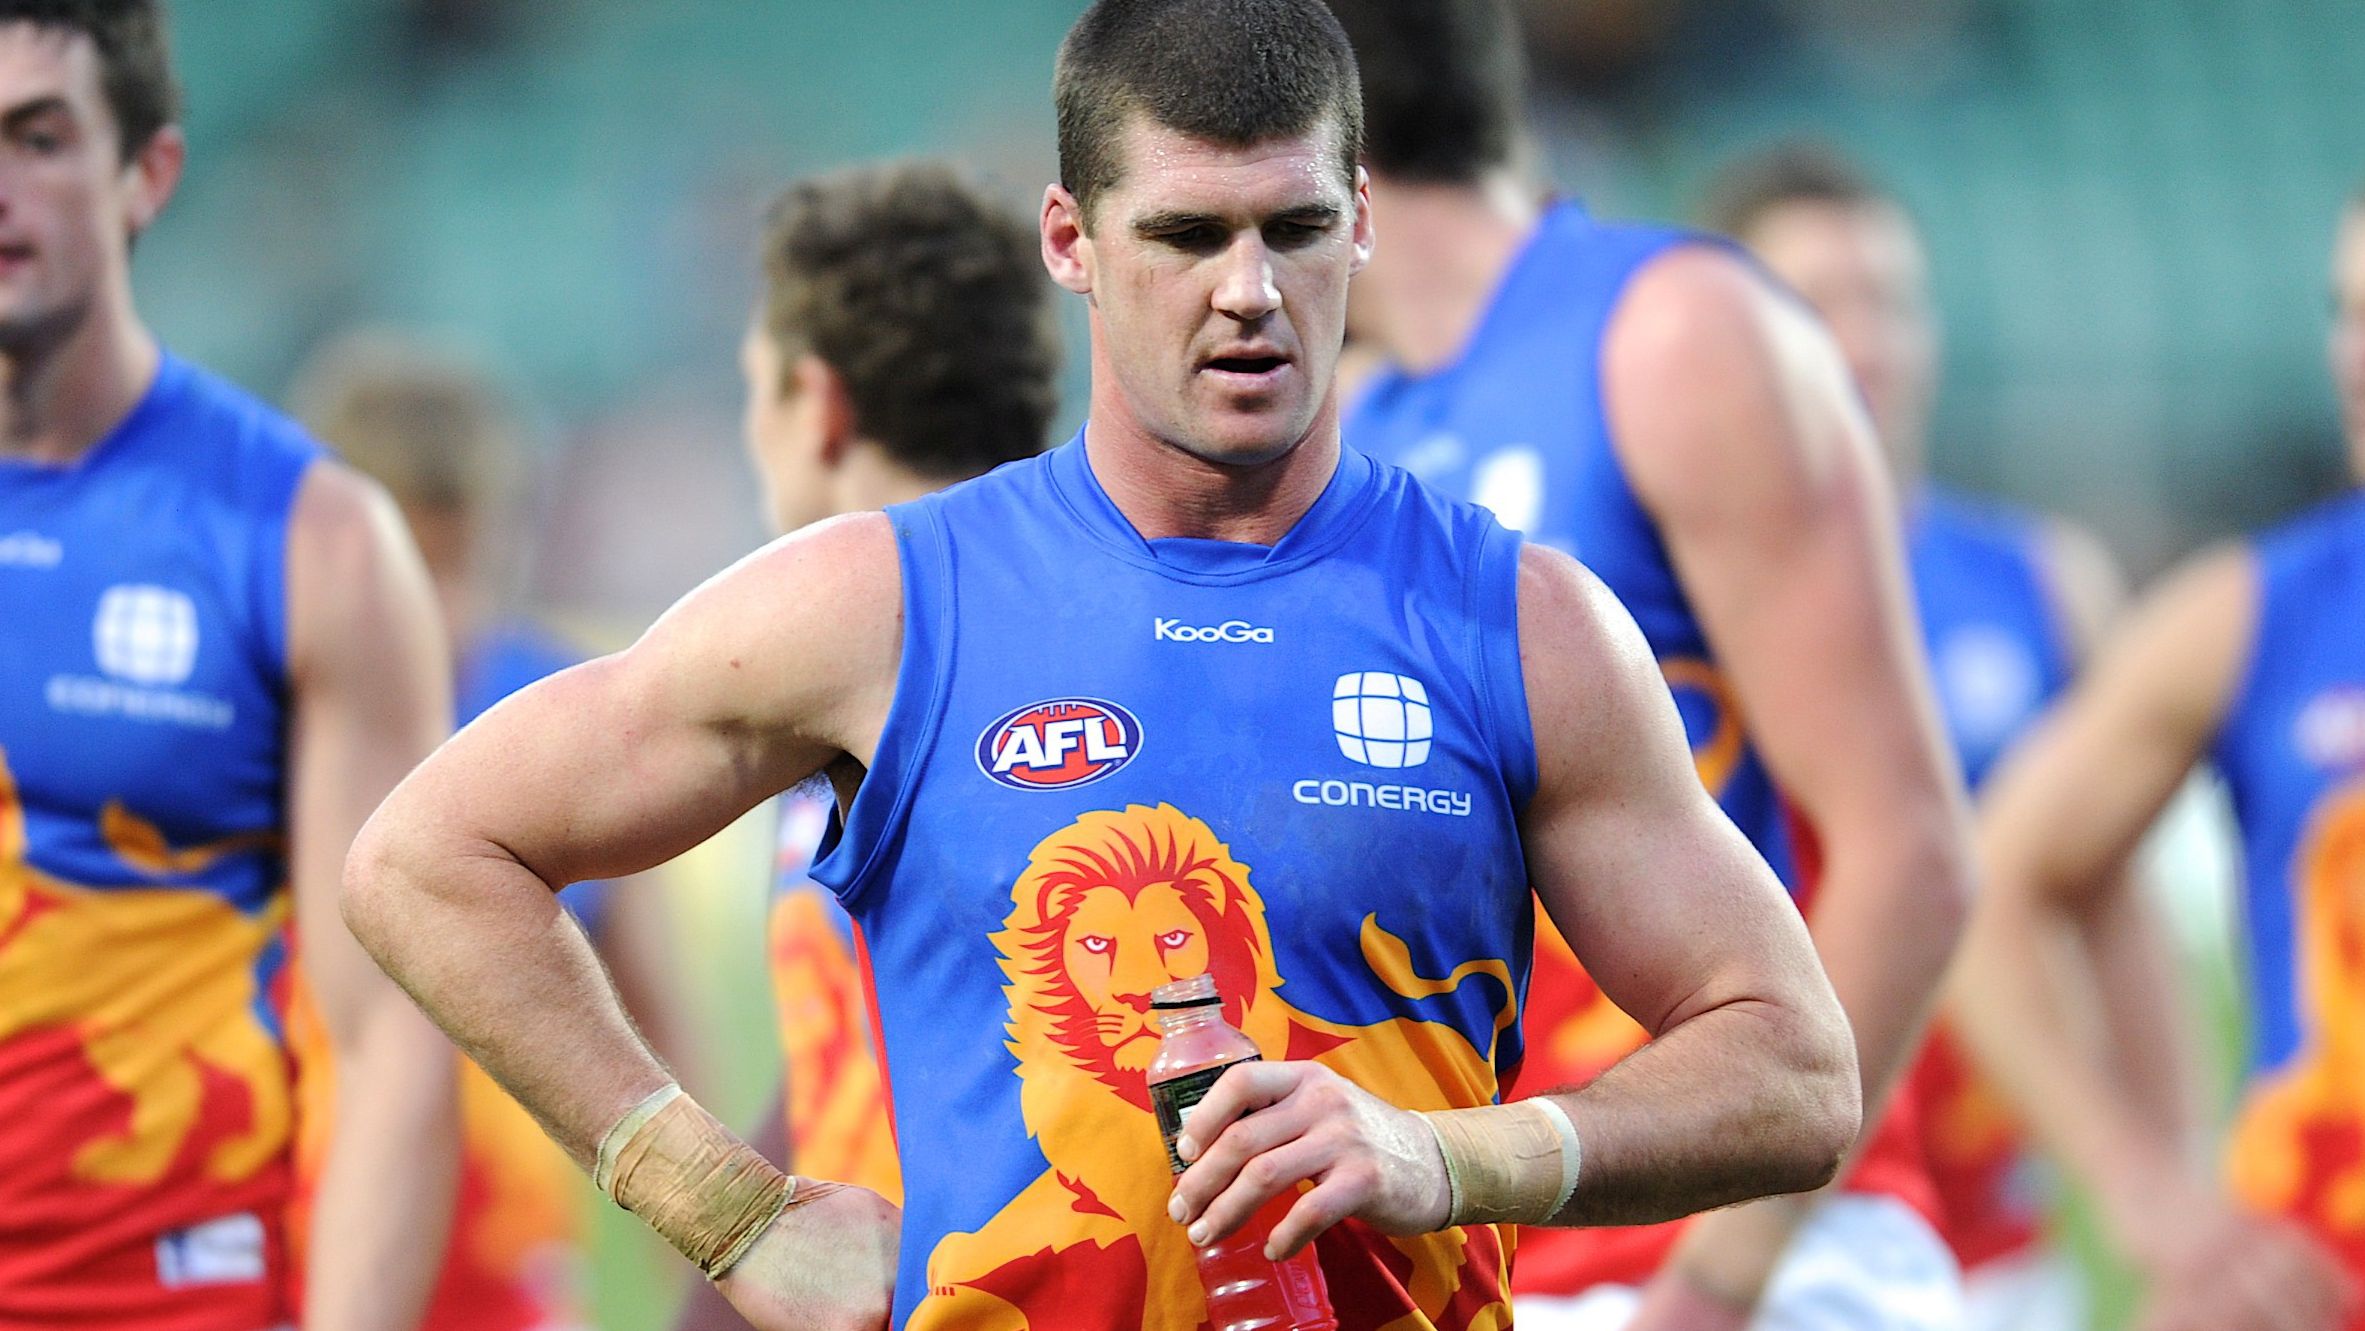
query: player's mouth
[
  {"left": 1199, "top": 349, "right": 1293, "bottom": 390},
  {"left": 0, "top": 242, "right": 36, "bottom": 276}
]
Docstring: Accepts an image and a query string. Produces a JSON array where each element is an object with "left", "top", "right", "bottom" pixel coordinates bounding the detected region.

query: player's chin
[{"left": 1183, "top": 396, "right": 1320, "bottom": 466}]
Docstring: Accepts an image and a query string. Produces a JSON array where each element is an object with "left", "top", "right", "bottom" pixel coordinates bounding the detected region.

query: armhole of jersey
[
  {"left": 808, "top": 504, "right": 955, "bottom": 915},
  {"left": 1469, "top": 520, "right": 1539, "bottom": 808},
  {"left": 2206, "top": 542, "right": 2274, "bottom": 780},
  {"left": 258, "top": 451, "right": 322, "bottom": 689}
]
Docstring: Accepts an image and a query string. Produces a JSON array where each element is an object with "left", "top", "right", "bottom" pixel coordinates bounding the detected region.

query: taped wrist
[
  {"left": 595, "top": 1084, "right": 796, "bottom": 1280},
  {"left": 1419, "top": 1098, "right": 1584, "bottom": 1227}
]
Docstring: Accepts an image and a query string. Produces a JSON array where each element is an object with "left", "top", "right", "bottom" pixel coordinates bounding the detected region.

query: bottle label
[{"left": 1150, "top": 1055, "right": 1260, "bottom": 1175}]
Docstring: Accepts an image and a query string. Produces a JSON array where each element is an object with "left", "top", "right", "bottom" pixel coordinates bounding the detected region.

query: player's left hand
[{"left": 1165, "top": 1060, "right": 1450, "bottom": 1258}]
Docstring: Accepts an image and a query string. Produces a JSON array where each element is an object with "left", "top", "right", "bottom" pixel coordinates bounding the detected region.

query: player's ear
[
  {"left": 1042, "top": 183, "right": 1094, "bottom": 297},
  {"left": 122, "top": 124, "right": 185, "bottom": 241},
  {"left": 1349, "top": 165, "right": 1375, "bottom": 277},
  {"left": 795, "top": 353, "right": 859, "bottom": 468}
]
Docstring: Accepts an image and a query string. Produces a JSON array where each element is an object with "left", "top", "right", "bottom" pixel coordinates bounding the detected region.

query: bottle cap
[{"left": 1149, "top": 973, "right": 1221, "bottom": 1010}]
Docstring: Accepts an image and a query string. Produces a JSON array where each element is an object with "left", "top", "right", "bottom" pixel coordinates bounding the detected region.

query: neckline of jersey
[
  {"left": 0, "top": 351, "right": 187, "bottom": 482},
  {"left": 1045, "top": 427, "right": 1386, "bottom": 584},
  {"left": 1365, "top": 200, "right": 1591, "bottom": 395}
]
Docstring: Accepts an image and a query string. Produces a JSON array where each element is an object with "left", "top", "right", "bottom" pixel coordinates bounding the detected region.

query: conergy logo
[{"left": 1154, "top": 618, "right": 1274, "bottom": 644}]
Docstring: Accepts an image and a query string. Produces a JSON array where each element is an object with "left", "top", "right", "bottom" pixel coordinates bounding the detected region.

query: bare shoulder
[
  {"left": 1607, "top": 243, "right": 1784, "bottom": 361},
  {"left": 1515, "top": 544, "right": 1671, "bottom": 782},
  {"left": 625, "top": 511, "right": 905, "bottom": 759},
  {"left": 288, "top": 458, "right": 411, "bottom": 572},
  {"left": 1603, "top": 244, "right": 1817, "bottom": 401},
  {"left": 1516, "top": 543, "right": 1646, "bottom": 671},
  {"left": 1603, "top": 243, "right": 1863, "bottom": 512},
  {"left": 285, "top": 460, "right": 441, "bottom": 682}
]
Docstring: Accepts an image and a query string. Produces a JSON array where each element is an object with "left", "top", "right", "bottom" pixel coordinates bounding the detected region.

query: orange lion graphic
[
  {"left": 2227, "top": 778, "right": 2365, "bottom": 1259},
  {"left": 0, "top": 748, "right": 291, "bottom": 1188},
  {"left": 912, "top": 802, "right": 1520, "bottom": 1331}
]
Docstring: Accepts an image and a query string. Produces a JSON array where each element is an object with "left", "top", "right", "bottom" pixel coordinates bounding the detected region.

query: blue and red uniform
[
  {"left": 1346, "top": 202, "right": 1941, "bottom": 1294},
  {"left": 769, "top": 793, "right": 902, "bottom": 1204},
  {"left": 2210, "top": 493, "right": 2365, "bottom": 1321},
  {"left": 0, "top": 353, "right": 318, "bottom": 1330},
  {"left": 811, "top": 437, "right": 1538, "bottom": 1330},
  {"left": 1896, "top": 488, "right": 2077, "bottom": 1274},
  {"left": 284, "top": 621, "right": 598, "bottom": 1331}
]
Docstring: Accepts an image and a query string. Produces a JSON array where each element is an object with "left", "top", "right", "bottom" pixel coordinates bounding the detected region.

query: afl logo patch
[{"left": 977, "top": 697, "right": 1143, "bottom": 791}]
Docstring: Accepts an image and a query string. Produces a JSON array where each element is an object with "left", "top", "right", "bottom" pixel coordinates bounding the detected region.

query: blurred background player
[
  {"left": 281, "top": 332, "right": 711, "bottom": 1331},
  {"left": 669, "top": 157, "right": 1062, "bottom": 1331},
  {"left": 1327, "top": 2, "right": 1976, "bottom": 1327},
  {"left": 1699, "top": 141, "right": 2172, "bottom": 1331},
  {"left": 0, "top": 2, "right": 457, "bottom": 1328},
  {"left": 1953, "top": 194, "right": 2365, "bottom": 1331}
]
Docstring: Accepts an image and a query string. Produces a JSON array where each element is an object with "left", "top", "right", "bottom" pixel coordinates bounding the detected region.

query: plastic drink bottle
[{"left": 1146, "top": 974, "right": 1338, "bottom": 1331}]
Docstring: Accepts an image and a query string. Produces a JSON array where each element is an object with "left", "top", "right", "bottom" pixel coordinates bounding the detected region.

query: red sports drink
[{"left": 1147, "top": 974, "right": 1337, "bottom": 1331}]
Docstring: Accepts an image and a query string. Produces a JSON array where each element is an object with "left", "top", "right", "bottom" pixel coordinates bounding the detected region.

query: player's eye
[
  {"left": 1078, "top": 935, "right": 1114, "bottom": 955},
  {"left": 1156, "top": 930, "right": 1191, "bottom": 950},
  {"left": 1154, "top": 225, "right": 1225, "bottom": 253},
  {"left": 1266, "top": 221, "right": 1326, "bottom": 248}
]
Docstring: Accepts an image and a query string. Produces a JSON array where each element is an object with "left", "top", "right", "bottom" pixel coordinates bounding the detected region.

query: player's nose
[{"left": 1211, "top": 235, "right": 1280, "bottom": 323}]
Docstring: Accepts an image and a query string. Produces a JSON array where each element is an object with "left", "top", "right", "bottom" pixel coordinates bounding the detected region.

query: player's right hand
[
  {"left": 715, "top": 1181, "right": 899, "bottom": 1331},
  {"left": 2121, "top": 1190, "right": 2357, "bottom": 1331}
]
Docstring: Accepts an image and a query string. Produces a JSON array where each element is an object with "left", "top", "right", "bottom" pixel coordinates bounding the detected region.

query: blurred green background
[{"left": 129, "top": 2, "right": 2351, "bottom": 1326}]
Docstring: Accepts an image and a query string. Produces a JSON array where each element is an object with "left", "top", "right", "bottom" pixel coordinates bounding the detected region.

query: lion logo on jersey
[
  {"left": 0, "top": 750, "right": 290, "bottom": 1188},
  {"left": 2228, "top": 778, "right": 2365, "bottom": 1244},
  {"left": 911, "top": 802, "right": 1520, "bottom": 1331}
]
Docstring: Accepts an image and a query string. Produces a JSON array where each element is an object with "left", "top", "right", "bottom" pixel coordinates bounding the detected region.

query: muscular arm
[
  {"left": 1168, "top": 547, "right": 1858, "bottom": 1252},
  {"left": 342, "top": 513, "right": 904, "bottom": 1329},
  {"left": 286, "top": 464, "right": 463, "bottom": 1331},
  {"left": 1603, "top": 247, "right": 1975, "bottom": 1311},
  {"left": 1516, "top": 546, "right": 1861, "bottom": 1224},
  {"left": 1949, "top": 547, "right": 2250, "bottom": 1243},
  {"left": 598, "top": 872, "right": 718, "bottom": 1104},
  {"left": 2030, "top": 522, "right": 2202, "bottom": 1148},
  {"left": 1610, "top": 244, "right": 1974, "bottom": 1136}
]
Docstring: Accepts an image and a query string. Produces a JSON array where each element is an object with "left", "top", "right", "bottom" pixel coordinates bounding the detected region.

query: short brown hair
[
  {"left": 287, "top": 332, "right": 527, "bottom": 513},
  {"left": 1699, "top": 141, "right": 1894, "bottom": 242},
  {"left": 0, "top": 0, "right": 179, "bottom": 160},
  {"left": 760, "top": 161, "right": 1059, "bottom": 480},
  {"left": 1323, "top": 0, "right": 1524, "bottom": 186},
  {"left": 1056, "top": 0, "right": 1363, "bottom": 225}
]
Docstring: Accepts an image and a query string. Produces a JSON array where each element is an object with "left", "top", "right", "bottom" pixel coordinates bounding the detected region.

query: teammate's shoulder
[
  {"left": 2250, "top": 486, "right": 2365, "bottom": 574},
  {"left": 169, "top": 353, "right": 327, "bottom": 470},
  {"left": 1604, "top": 242, "right": 1807, "bottom": 407}
]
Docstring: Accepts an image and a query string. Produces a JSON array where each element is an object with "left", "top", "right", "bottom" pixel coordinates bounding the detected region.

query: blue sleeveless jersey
[
  {"left": 809, "top": 436, "right": 1537, "bottom": 1331},
  {"left": 457, "top": 621, "right": 607, "bottom": 932},
  {"left": 0, "top": 352, "right": 320, "bottom": 1327},
  {"left": 2207, "top": 492, "right": 2365, "bottom": 1280},
  {"left": 1908, "top": 487, "right": 2074, "bottom": 790},
  {"left": 1346, "top": 203, "right": 1795, "bottom": 881},
  {"left": 1346, "top": 204, "right": 1942, "bottom": 1294},
  {"left": 1899, "top": 486, "right": 2075, "bottom": 1269}
]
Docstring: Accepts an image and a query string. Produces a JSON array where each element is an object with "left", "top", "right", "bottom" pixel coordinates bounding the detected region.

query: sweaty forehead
[{"left": 1100, "top": 114, "right": 1352, "bottom": 226}]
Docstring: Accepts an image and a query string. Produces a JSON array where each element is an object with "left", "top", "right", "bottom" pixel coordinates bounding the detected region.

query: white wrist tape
[{"left": 1419, "top": 1098, "right": 1583, "bottom": 1227}]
